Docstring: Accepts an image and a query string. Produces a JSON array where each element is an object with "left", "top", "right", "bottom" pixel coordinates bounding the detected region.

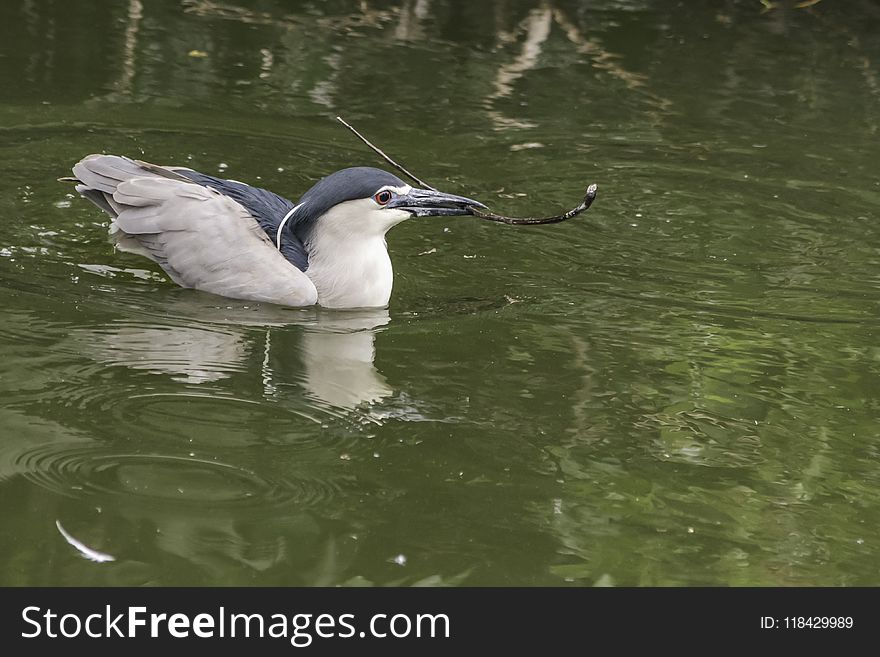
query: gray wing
[{"left": 72, "top": 155, "right": 318, "bottom": 307}]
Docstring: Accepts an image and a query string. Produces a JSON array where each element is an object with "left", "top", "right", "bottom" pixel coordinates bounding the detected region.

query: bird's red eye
[{"left": 374, "top": 190, "right": 393, "bottom": 205}]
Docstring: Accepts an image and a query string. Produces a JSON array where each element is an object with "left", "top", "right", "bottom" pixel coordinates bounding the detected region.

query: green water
[{"left": 1, "top": 0, "right": 879, "bottom": 586}]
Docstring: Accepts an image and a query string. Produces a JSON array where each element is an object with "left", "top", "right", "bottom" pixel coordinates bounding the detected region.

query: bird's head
[{"left": 291, "top": 167, "right": 485, "bottom": 242}]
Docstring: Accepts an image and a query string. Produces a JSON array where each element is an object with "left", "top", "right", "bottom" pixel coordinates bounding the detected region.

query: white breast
[
  {"left": 303, "top": 197, "right": 409, "bottom": 309},
  {"left": 306, "top": 236, "right": 394, "bottom": 308}
]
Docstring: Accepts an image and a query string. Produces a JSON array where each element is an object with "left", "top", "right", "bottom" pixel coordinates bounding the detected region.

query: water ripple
[{"left": 12, "top": 442, "right": 342, "bottom": 509}]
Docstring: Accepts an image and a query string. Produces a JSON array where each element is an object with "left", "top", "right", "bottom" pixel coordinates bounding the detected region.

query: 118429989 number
[{"left": 784, "top": 617, "right": 853, "bottom": 629}]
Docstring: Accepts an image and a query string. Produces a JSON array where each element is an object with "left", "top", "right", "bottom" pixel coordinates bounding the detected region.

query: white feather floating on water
[{"left": 55, "top": 520, "right": 116, "bottom": 563}]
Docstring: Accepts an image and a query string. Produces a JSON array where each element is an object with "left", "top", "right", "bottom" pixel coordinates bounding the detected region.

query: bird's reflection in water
[
  {"left": 293, "top": 311, "right": 392, "bottom": 411},
  {"left": 83, "top": 323, "right": 249, "bottom": 385},
  {"left": 77, "top": 297, "right": 393, "bottom": 416}
]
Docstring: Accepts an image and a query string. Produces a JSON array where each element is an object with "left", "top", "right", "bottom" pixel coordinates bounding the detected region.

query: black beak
[{"left": 387, "top": 187, "right": 487, "bottom": 217}]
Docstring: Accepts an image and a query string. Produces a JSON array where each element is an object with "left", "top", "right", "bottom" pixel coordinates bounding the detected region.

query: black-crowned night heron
[{"left": 70, "top": 155, "right": 485, "bottom": 308}]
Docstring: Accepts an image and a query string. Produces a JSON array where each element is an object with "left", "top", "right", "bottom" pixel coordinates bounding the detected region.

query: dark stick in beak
[
  {"left": 387, "top": 188, "right": 487, "bottom": 217},
  {"left": 335, "top": 117, "right": 598, "bottom": 226}
]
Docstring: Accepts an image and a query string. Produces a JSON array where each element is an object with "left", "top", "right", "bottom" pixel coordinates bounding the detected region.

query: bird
[{"left": 68, "top": 155, "right": 486, "bottom": 309}]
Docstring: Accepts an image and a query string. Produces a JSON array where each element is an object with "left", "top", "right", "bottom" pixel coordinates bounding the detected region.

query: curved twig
[{"left": 467, "top": 184, "right": 597, "bottom": 225}]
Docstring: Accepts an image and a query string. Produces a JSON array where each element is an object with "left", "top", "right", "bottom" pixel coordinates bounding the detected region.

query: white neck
[
  {"left": 302, "top": 198, "right": 408, "bottom": 309},
  {"left": 306, "top": 235, "right": 394, "bottom": 309}
]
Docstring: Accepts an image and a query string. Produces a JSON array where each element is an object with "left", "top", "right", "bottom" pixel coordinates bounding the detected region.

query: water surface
[{"left": 1, "top": 0, "right": 879, "bottom": 586}]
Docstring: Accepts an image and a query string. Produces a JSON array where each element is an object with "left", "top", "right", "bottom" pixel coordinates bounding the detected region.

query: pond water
[{"left": 1, "top": 0, "right": 879, "bottom": 586}]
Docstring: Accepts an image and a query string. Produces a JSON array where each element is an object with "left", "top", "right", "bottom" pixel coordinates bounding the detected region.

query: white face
[{"left": 315, "top": 183, "right": 413, "bottom": 240}]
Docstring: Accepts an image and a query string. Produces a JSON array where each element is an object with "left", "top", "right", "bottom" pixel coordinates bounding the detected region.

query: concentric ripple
[
  {"left": 12, "top": 442, "right": 343, "bottom": 509},
  {"left": 102, "top": 389, "right": 379, "bottom": 452}
]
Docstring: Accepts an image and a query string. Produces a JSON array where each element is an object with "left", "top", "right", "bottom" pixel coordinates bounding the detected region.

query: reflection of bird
[
  {"left": 73, "top": 306, "right": 393, "bottom": 412},
  {"left": 298, "top": 313, "right": 392, "bottom": 409},
  {"left": 77, "top": 324, "right": 249, "bottom": 385},
  {"left": 68, "top": 156, "right": 484, "bottom": 309}
]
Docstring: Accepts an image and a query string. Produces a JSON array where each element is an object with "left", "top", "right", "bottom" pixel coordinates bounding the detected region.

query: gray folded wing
[{"left": 72, "top": 155, "right": 317, "bottom": 307}]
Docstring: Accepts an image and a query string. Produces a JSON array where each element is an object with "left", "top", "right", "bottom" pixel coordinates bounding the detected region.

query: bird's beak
[{"left": 387, "top": 187, "right": 487, "bottom": 217}]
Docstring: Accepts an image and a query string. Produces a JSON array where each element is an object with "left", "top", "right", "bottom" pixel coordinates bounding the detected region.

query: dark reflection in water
[{"left": 1, "top": 0, "right": 880, "bottom": 586}]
